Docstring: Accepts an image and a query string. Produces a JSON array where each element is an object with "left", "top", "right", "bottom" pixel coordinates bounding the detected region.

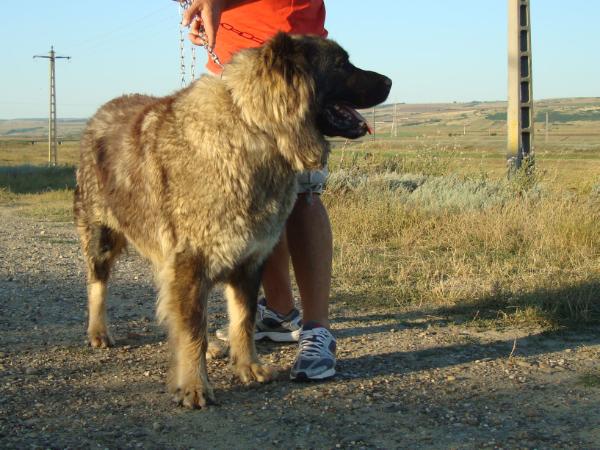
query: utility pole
[
  {"left": 372, "top": 108, "right": 376, "bottom": 141},
  {"left": 34, "top": 46, "right": 71, "bottom": 166},
  {"left": 507, "top": 0, "right": 534, "bottom": 170},
  {"left": 390, "top": 104, "right": 398, "bottom": 138}
]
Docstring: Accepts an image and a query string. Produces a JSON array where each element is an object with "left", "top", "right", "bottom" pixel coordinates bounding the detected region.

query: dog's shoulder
[{"left": 175, "top": 75, "right": 236, "bottom": 121}]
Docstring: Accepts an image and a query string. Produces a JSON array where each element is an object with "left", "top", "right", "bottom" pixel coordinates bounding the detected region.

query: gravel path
[{"left": 1, "top": 206, "right": 599, "bottom": 449}]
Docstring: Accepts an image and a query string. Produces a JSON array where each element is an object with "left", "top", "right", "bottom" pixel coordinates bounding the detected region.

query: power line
[
  {"left": 68, "top": 4, "right": 172, "bottom": 52},
  {"left": 34, "top": 46, "right": 71, "bottom": 166}
]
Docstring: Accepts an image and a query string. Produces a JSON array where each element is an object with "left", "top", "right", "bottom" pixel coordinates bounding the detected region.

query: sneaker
[
  {"left": 215, "top": 298, "right": 302, "bottom": 342},
  {"left": 290, "top": 323, "right": 336, "bottom": 381}
]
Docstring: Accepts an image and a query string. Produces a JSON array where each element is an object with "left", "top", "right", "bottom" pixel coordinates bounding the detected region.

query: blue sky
[{"left": 1, "top": 0, "right": 599, "bottom": 118}]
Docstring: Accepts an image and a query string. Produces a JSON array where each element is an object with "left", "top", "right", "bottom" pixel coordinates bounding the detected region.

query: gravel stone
[{"left": 0, "top": 207, "right": 599, "bottom": 449}]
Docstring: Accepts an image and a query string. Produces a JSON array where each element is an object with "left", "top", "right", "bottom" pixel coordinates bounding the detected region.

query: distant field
[
  {"left": 5, "top": 98, "right": 599, "bottom": 187},
  {"left": 2, "top": 137, "right": 599, "bottom": 191},
  {"left": 327, "top": 140, "right": 600, "bottom": 192},
  {"left": 0, "top": 140, "right": 79, "bottom": 166}
]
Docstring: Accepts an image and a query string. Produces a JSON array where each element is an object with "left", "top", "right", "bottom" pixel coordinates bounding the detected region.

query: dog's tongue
[{"left": 339, "top": 104, "right": 373, "bottom": 134}]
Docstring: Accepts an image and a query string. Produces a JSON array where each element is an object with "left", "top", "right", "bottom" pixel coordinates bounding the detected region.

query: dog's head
[{"left": 223, "top": 33, "right": 392, "bottom": 170}]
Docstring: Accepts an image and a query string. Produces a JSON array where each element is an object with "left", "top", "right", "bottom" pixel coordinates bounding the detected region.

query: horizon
[{"left": 4, "top": 96, "right": 600, "bottom": 122}]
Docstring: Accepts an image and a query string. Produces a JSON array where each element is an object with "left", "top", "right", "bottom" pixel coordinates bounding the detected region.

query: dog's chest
[
  {"left": 216, "top": 187, "right": 295, "bottom": 268},
  {"left": 175, "top": 170, "right": 297, "bottom": 277}
]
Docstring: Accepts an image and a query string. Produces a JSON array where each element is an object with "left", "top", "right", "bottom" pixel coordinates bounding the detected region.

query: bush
[{"left": 327, "top": 170, "right": 524, "bottom": 213}]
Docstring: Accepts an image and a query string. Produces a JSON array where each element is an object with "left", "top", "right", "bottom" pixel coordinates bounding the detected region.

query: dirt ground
[{"left": 1, "top": 206, "right": 599, "bottom": 450}]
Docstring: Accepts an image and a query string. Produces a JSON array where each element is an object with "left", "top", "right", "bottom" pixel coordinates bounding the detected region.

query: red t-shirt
[{"left": 208, "top": 0, "right": 327, "bottom": 74}]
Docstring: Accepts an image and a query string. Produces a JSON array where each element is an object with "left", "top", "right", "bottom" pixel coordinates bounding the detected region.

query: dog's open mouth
[{"left": 318, "top": 102, "right": 371, "bottom": 139}]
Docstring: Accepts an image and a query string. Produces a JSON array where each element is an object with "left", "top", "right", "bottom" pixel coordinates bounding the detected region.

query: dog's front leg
[
  {"left": 157, "top": 254, "right": 215, "bottom": 409},
  {"left": 224, "top": 262, "right": 277, "bottom": 383}
]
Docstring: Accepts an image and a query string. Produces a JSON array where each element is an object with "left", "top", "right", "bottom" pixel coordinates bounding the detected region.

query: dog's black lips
[{"left": 318, "top": 102, "right": 370, "bottom": 139}]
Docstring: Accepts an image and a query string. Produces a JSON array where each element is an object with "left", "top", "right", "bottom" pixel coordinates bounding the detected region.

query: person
[{"left": 180, "top": 0, "right": 336, "bottom": 380}]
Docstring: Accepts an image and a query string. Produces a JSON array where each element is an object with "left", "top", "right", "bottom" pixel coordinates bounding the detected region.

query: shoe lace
[{"left": 299, "top": 329, "right": 331, "bottom": 358}]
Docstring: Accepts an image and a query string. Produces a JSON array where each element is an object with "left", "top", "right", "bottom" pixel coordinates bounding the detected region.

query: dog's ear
[
  {"left": 262, "top": 32, "right": 308, "bottom": 83},
  {"left": 224, "top": 33, "right": 327, "bottom": 171},
  {"left": 259, "top": 34, "right": 326, "bottom": 170}
]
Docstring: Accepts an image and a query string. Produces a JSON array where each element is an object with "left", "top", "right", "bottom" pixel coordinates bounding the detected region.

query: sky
[{"left": 1, "top": 0, "right": 599, "bottom": 119}]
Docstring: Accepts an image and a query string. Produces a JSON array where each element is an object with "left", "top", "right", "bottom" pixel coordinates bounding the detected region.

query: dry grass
[
  {"left": 0, "top": 165, "right": 76, "bottom": 221},
  {"left": 324, "top": 154, "right": 600, "bottom": 326},
  {"left": 0, "top": 188, "right": 74, "bottom": 222},
  {"left": 0, "top": 141, "right": 79, "bottom": 166},
  {"left": 0, "top": 141, "right": 598, "bottom": 327}
]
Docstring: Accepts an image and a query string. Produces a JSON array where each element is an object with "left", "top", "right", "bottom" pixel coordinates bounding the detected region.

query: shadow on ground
[{"left": 2, "top": 269, "right": 600, "bottom": 448}]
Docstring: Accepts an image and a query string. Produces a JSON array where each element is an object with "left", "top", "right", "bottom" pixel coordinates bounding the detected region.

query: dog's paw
[
  {"left": 88, "top": 329, "right": 114, "bottom": 349},
  {"left": 206, "top": 340, "right": 228, "bottom": 360},
  {"left": 233, "top": 362, "right": 277, "bottom": 384},
  {"left": 172, "top": 382, "right": 216, "bottom": 409}
]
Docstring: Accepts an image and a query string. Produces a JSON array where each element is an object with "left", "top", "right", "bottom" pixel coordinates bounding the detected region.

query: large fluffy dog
[{"left": 74, "top": 33, "right": 391, "bottom": 408}]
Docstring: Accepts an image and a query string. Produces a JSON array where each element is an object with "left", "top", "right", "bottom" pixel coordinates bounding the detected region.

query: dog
[{"left": 74, "top": 32, "right": 391, "bottom": 408}]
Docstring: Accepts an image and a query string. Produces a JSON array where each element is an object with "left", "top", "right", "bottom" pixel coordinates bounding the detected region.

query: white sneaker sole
[
  {"left": 290, "top": 367, "right": 336, "bottom": 381},
  {"left": 215, "top": 328, "right": 300, "bottom": 343},
  {"left": 255, "top": 329, "right": 300, "bottom": 342}
]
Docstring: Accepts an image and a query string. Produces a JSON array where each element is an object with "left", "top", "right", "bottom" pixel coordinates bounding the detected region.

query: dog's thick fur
[{"left": 75, "top": 33, "right": 390, "bottom": 408}]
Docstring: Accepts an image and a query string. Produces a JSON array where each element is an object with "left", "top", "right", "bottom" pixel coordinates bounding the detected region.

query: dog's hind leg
[
  {"left": 76, "top": 217, "right": 126, "bottom": 348},
  {"left": 224, "top": 261, "right": 277, "bottom": 384},
  {"left": 157, "top": 253, "right": 215, "bottom": 409}
]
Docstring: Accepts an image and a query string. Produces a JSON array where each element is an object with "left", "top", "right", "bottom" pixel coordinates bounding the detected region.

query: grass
[
  {"left": 487, "top": 110, "right": 600, "bottom": 123},
  {"left": 0, "top": 164, "right": 76, "bottom": 221},
  {"left": 324, "top": 150, "right": 600, "bottom": 327},
  {"left": 0, "top": 188, "right": 74, "bottom": 222},
  {"left": 579, "top": 371, "right": 600, "bottom": 388},
  {"left": 0, "top": 140, "right": 598, "bottom": 327},
  {"left": 0, "top": 140, "right": 79, "bottom": 166}
]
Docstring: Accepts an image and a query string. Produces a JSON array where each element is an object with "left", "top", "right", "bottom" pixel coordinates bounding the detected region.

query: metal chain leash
[
  {"left": 190, "top": 42, "right": 196, "bottom": 82},
  {"left": 178, "top": 1, "right": 187, "bottom": 86},
  {"left": 189, "top": 19, "right": 224, "bottom": 69},
  {"left": 175, "top": 0, "right": 223, "bottom": 87}
]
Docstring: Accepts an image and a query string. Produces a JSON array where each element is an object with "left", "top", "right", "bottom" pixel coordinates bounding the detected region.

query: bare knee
[{"left": 287, "top": 194, "right": 331, "bottom": 240}]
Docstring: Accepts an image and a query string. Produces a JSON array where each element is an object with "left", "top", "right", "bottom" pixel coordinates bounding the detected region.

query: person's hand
[{"left": 181, "top": 0, "right": 227, "bottom": 49}]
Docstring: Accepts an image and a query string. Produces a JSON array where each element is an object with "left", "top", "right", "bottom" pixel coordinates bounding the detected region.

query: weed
[{"left": 578, "top": 371, "right": 600, "bottom": 388}]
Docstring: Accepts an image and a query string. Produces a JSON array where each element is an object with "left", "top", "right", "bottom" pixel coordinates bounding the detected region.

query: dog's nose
[{"left": 383, "top": 77, "right": 392, "bottom": 87}]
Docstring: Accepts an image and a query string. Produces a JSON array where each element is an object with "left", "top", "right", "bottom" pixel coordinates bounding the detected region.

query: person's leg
[
  {"left": 261, "top": 171, "right": 336, "bottom": 380},
  {"left": 286, "top": 193, "right": 336, "bottom": 380},
  {"left": 262, "top": 195, "right": 332, "bottom": 326},
  {"left": 285, "top": 194, "right": 332, "bottom": 328}
]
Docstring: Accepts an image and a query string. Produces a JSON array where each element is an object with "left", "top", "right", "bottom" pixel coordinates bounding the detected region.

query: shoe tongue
[{"left": 302, "top": 321, "right": 325, "bottom": 331}]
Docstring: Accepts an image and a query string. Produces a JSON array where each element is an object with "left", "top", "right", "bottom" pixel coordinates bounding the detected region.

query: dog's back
[{"left": 75, "top": 93, "right": 168, "bottom": 236}]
